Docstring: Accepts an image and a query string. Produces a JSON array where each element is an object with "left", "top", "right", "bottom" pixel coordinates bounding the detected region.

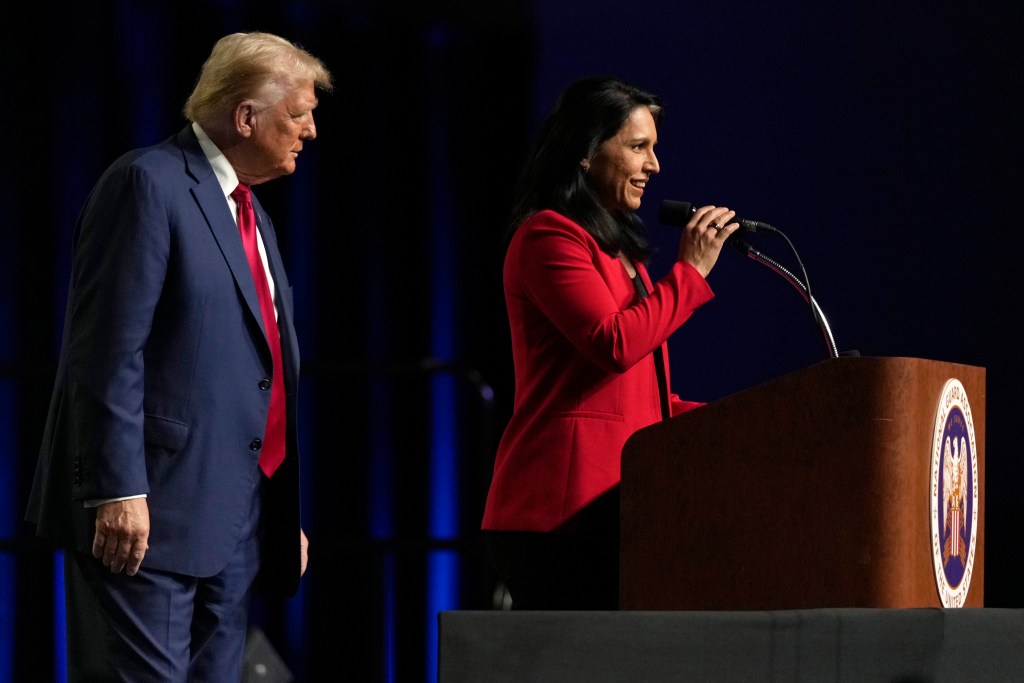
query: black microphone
[{"left": 658, "top": 200, "right": 777, "bottom": 233}]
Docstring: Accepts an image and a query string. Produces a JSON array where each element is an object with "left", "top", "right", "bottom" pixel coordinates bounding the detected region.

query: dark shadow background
[{"left": 1, "top": 1, "right": 1020, "bottom": 681}]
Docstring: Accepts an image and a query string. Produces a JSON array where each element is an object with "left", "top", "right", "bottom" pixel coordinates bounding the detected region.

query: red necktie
[{"left": 232, "top": 183, "right": 286, "bottom": 477}]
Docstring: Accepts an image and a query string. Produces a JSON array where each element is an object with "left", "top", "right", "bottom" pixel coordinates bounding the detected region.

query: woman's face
[{"left": 587, "top": 106, "right": 660, "bottom": 212}]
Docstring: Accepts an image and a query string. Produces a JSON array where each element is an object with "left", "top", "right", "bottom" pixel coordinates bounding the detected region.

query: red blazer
[{"left": 482, "top": 210, "right": 713, "bottom": 532}]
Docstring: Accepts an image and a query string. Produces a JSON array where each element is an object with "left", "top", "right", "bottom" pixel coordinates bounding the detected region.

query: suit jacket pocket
[{"left": 144, "top": 415, "right": 189, "bottom": 453}]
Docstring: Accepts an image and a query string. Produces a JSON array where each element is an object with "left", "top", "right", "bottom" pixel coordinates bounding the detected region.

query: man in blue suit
[{"left": 25, "top": 32, "right": 333, "bottom": 681}]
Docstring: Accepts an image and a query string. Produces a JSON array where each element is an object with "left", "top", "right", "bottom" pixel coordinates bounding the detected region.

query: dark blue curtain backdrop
[{"left": 1, "top": 1, "right": 1020, "bottom": 681}]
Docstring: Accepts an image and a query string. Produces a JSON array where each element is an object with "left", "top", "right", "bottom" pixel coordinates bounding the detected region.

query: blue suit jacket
[{"left": 27, "top": 126, "right": 303, "bottom": 595}]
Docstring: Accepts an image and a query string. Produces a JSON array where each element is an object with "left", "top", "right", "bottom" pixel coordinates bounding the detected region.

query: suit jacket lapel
[
  {"left": 176, "top": 127, "right": 265, "bottom": 337},
  {"left": 251, "top": 198, "right": 301, "bottom": 382}
]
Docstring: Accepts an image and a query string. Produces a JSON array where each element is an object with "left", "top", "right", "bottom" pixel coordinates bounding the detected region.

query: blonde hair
[{"left": 183, "top": 32, "right": 333, "bottom": 127}]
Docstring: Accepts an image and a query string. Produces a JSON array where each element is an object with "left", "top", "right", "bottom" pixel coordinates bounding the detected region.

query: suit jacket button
[
  {"left": 250, "top": 438, "right": 262, "bottom": 451},
  {"left": 258, "top": 378, "right": 271, "bottom": 391}
]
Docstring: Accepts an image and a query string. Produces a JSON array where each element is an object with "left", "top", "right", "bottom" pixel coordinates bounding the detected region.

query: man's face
[{"left": 238, "top": 81, "right": 319, "bottom": 184}]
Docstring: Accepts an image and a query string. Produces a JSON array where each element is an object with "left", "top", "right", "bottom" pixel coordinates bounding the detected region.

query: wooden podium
[{"left": 619, "top": 356, "right": 985, "bottom": 610}]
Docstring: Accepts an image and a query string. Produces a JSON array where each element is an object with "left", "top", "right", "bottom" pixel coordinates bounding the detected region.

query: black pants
[{"left": 485, "top": 487, "right": 619, "bottom": 610}]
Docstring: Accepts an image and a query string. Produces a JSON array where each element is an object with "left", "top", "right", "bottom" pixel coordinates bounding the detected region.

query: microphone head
[{"left": 658, "top": 200, "right": 695, "bottom": 226}]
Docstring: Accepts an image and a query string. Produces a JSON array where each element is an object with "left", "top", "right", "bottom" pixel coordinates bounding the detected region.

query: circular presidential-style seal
[{"left": 929, "top": 378, "right": 979, "bottom": 607}]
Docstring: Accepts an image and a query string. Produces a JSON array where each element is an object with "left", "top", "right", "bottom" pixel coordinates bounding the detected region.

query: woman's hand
[{"left": 677, "top": 205, "right": 739, "bottom": 278}]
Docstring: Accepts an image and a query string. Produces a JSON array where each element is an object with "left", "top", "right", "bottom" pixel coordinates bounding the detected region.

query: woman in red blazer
[{"left": 482, "top": 76, "right": 740, "bottom": 609}]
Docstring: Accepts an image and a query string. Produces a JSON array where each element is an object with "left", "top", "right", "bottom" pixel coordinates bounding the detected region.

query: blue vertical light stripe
[
  {"left": 368, "top": 374, "right": 396, "bottom": 681},
  {"left": 54, "top": 552, "right": 66, "bottom": 682},
  {"left": 381, "top": 553, "right": 397, "bottom": 683},
  {"left": 0, "top": 554, "right": 10, "bottom": 683},
  {"left": 0, "top": 256, "right": 13, "bottom": 683},
  {"left": 288, "top": 378, "right": 314, "bottom": 681},
  {"left": 284, "top": 153, "right": 317, "bottom": 671},
  {"left": 425, "top": 550, "right": 458, "bottom": 681},
  {"left": 366, "top": 276, "right": 396, "bottom": 680},
  {"left": 0, "top": 138, "right": 15, "bottom": 679},
  {"left": 0, "top": 169, "right": 15, "bottom": 671},
  {"left": 428, "top": 375, "right": 457, "bottom": 538},
  {"left": 424, "top": 21, "right": 459, "bottom": 683},
  {"left": 425, "top": 372, "right": 458, "bottom": 682}
]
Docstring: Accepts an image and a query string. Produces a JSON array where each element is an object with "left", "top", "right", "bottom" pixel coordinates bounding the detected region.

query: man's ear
[{"left": 234, "top": 101, "right": 257, "bottom": 137}]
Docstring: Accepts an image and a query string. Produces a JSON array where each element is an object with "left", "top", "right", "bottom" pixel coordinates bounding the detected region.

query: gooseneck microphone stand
[
  {"left": 729, "top": 236, "right": 840, "bottom": 359},
  {"left": 656, "top": 199, "right": 849, "bottom": 360}
]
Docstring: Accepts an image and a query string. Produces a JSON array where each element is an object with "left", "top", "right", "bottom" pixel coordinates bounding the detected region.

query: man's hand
[
  {"left": 92, "top": 498, "right": 150, "bottom": 575},
  {"left": 300, "top": 528, "right": 309, "bottom": 576}
]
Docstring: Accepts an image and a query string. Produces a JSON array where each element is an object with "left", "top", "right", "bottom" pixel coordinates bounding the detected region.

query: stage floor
[{"left": 439, "top": 608, "right": 1024, "bottom": 682}]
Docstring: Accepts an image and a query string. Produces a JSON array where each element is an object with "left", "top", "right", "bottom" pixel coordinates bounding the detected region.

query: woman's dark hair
[{"left": 503, "top": 76, "right": 663, "bottom": 262}]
